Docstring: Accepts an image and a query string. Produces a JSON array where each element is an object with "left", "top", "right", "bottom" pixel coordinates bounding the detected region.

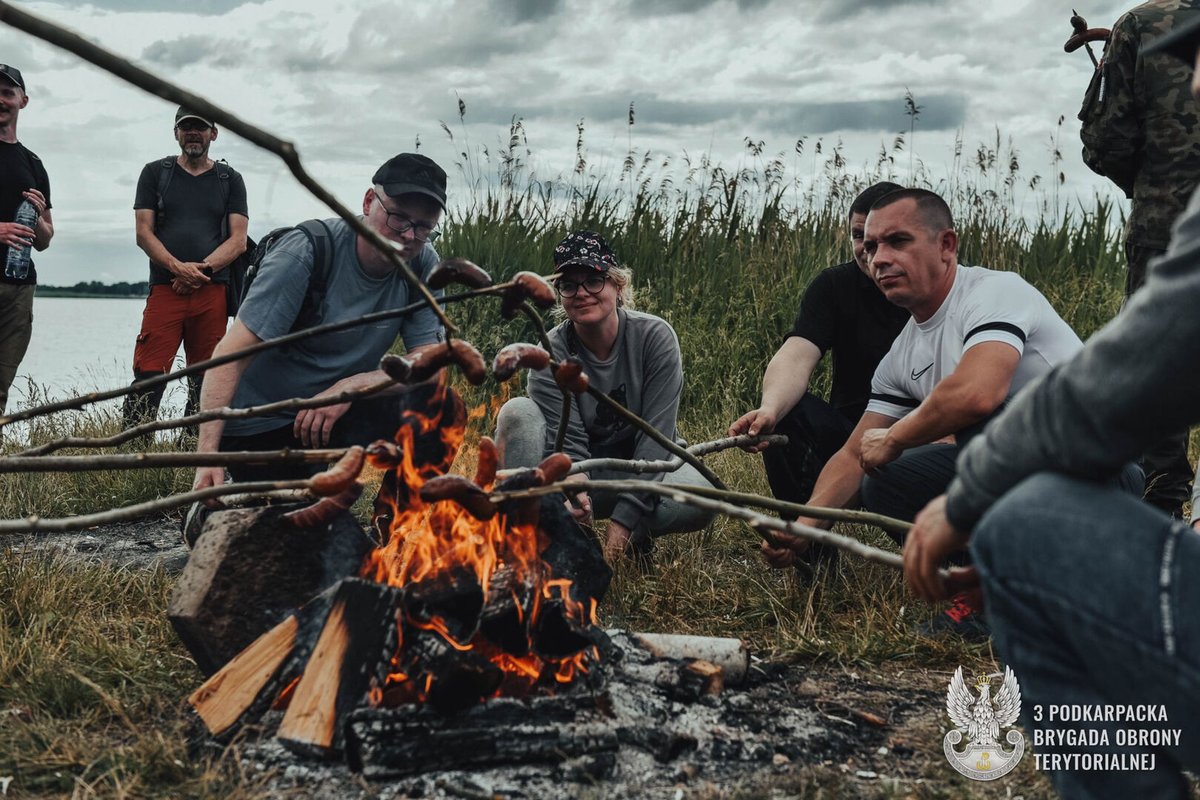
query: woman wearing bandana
[{"left": 495, "top": 230, "right": 714, "bottom": 561}]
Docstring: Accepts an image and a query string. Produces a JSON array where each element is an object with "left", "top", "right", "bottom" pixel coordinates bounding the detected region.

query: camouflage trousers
[{"left": 1127, "top": 242, "right": 1192, "bottom": 516}]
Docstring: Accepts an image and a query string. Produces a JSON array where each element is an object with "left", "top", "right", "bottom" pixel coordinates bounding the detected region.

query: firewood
[
  {"left": 188, "top": 615, "right": 297, "bottom": 737},
  {"left": 277, "top": 578, "right": 403, "bottom": 758},
  {"left": 621, "top": 632, "right": 749, "bottom": 685}
]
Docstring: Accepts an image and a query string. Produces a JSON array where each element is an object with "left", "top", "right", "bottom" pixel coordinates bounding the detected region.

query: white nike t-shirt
[{"left": 866, "top": 265, "right": 1083, "bottom": 420}]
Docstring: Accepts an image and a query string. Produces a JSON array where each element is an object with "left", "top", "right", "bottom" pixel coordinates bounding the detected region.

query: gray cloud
[
  {"left": 53, "top": 0, "right": 251, "bottom": 13},
  {"left": 631, "top": 0, "right": 770, "bottom": 15},
  {"left": 495, "top": 0, "right": 563, "bottom": 22},
  {"left": 461, "top": 91, "right": 967, "bottom": 135},
  {"left": 142, "top": 35, "right": 216, "bottom": 68},
  {"left": 815, "top": 0, "right": 949, "bottom": 23}
]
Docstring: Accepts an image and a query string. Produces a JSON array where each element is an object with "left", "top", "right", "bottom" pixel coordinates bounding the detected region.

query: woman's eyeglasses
[{"left": 556, "top": 275, "right": 607, "bottom": 297}]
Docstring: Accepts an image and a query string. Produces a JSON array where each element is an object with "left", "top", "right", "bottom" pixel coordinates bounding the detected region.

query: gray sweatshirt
[
  {"left": 528, "top": 308, "right": 684, "bottom": 530},
  {"left": 945, "top": 188, "right": 1200, "bottom": 531}
]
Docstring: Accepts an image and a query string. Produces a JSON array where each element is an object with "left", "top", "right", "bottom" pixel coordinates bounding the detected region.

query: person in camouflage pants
[{"left": 1080, "top": 0, "right": 1200, "bottom": 518}]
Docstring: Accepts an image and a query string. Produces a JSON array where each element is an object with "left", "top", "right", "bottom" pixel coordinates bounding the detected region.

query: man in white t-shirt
[{"left": 760, "top": 188, "right": 1137, "bottom": 637}]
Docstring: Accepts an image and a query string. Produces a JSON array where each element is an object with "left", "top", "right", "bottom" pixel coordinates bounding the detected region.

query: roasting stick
[{"left": 489, "top": 477, "right": 917, "bottom": 572}]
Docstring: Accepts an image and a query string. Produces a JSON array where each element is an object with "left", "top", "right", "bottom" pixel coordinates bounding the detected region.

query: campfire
[{"left": 172, "top": 378, "right": 617, "bottom": 766}]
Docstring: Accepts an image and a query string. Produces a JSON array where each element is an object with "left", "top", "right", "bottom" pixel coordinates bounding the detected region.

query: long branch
[
  {"left": 16, "top": 378, "right": 397, "bottom": 456},
  {"left": 0, "top": 2, "right": 453, "bottom": 336},
  {"left": 0, "top": 449, "right": 349, "bottom": 474},
  {"left": 0, "top": 286, "right": 502, "bottom": 428},
  {"left": 492, "top": 477, "right": 912, "bottom": 537},
  {"left": 0, "top": 479, "right": 315, "bottom": 534},
  {"left": 570, "top": 434, "right": 787, "bottom": 475},
  {"left": 491, "top": 478, "right": 911, "bottom": 571}
]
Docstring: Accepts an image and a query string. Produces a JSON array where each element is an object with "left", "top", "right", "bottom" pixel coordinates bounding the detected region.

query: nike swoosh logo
[{"left": 910, "top": 362, "right": 934, "bottom": 380}]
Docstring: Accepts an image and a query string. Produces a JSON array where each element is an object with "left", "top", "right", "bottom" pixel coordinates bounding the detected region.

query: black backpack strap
[
  {"left": 291, "top": 219, "right": 334, "bottom": 328},
  {"left": 154, "top": 156, "right": 175, "bottom": 222}
]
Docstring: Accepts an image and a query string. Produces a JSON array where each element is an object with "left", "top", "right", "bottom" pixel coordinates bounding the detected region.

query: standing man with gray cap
[
  {"left": 0, "top": 64, "right": 53, "bottom": 413},
  {"left": 192, "top": 153, "right": 448, "bottom": 492},
  {"left": 123, "top": 106, "right": 248, "bottom": 426}
]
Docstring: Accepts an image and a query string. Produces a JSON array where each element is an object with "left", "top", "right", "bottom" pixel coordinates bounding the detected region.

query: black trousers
[
  {"left": 219, "top": 394, "right": 407, "bottom": 482},
  {"left": 1127, "top": 242, "right": 1191, "bottom": 516},
  {"left": 761, "top": 393, "right": 858, "bottom": 506}
]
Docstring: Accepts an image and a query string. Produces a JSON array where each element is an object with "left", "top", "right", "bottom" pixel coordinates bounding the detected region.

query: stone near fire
[{"left": 168, "top": 505, "right": 375, "bottom": 676}]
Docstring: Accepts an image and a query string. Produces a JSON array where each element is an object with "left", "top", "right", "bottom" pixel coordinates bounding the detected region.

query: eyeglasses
[
  {"left": 556, "top": 274, "right": 607, "bottom": 297},
  {"left": 372, "top": 189, "right": 440, "bottom": 242},
  {"left": 175, "top": 120, "right": 212, "bottom": 132}
]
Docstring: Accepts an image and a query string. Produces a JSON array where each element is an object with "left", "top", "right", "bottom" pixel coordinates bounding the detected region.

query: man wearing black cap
[
  {"left": 192, "top": 153, "right": 447, "bottom": 492},
  {"left": 123, "top": 106, "right": 248, "bottom": 426},
  {"left": 0, "top": 63, "right": 53, "bottom": 413},
  {"left": 902, "top": 18, "right": 1200, "bottom": 799}
]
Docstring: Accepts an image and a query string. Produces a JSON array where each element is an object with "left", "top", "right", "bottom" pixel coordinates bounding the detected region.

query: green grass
[{"left": 0, "top": 128, "right": 1127, "bottom": 796}]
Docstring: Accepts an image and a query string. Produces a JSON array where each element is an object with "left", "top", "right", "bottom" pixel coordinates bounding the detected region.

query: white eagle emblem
[{"left": 943, "top": 665, "right": 1025, "bottom": 780}]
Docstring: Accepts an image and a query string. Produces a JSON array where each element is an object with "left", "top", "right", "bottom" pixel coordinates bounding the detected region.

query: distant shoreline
[{"left": 36, "top": 291, "right": 145, "bottom": 299}]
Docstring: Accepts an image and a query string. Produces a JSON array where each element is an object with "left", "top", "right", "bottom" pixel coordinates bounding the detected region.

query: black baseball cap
[
  {"left": 553, "top": 230, "right": 619, "bottom": 273},
  {"left": 0, "top": 64, "right": 25, "bottom": 91},
  {"left": 174, "top": 106, "right": 214, "bottom": 128},
  {"left": 1145, "top": 15, "right": 1200, "bottom": 62},
  {"left": 372, "top": 153, "right": 447, "bottom": 210}
]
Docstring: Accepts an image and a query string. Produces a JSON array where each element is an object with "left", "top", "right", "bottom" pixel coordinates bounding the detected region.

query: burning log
[
  {"left": 277, "top": 578, "right": 403, "bottom": 758},
  {"left": 477, "top": 565, "right": 533, "bottom": 656},
  {"left": 168, "top": 504, "right": 374, "bottom": 676},
  {"left": 344, "top": 697, "right": 619, "bottom": 778},
  {"left": 401, "top": 566, "right": 484, "bottom": 643}
]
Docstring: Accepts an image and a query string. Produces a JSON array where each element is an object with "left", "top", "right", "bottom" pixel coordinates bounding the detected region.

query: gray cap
[{"left": 1145, "top": 15, "right": 1200, "bottom": 63}]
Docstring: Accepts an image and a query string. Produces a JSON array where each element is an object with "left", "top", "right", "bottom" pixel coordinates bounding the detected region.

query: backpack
[
  {"left": 239, "top": 219, "right": 335, "bottom": 333},
  {"left": 154, "top": 156, "right": 254, "bottom": 316}
]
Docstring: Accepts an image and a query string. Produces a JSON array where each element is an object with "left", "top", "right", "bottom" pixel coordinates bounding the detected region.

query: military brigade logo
[{"left": 943, "top": 665, "right": 1025, "bottom": 780}]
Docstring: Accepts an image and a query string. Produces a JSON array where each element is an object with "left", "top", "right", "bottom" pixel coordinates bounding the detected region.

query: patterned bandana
[{"left": 553, "top": 230, "right": 619, "bottom": 273}]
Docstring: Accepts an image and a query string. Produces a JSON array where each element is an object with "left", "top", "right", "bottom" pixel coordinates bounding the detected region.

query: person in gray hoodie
[
  {"left": 495, "top": 230, "right": 713, "bottom": 561},
  {"left": 902, "top": 18, "right": 1200, "bottom": 799}
]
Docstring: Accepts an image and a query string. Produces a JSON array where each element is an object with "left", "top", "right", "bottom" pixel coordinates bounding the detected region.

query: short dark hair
[
  {"left": 868, "top": 187, "right": 954, "bottom": 233},
  {"left": 849, "top": 181, "right": 904, "bottom": 219}
]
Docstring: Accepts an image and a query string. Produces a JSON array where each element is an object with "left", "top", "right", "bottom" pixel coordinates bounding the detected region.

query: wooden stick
[
  {"left": 0, "top": 449, "right": 348, "bottom": 474},
  {"left": 570, "top": 434, "right": 787, "bottom": 475},
  {"left": 489, "top": 478, "right": 914, "bottom": 570},
  {"left": 17, "top": 378, "right": 396, "bottom": 456},
  {"left": 0, "top": 277, "right": 500, "bottom": 428},
  {"left": 0, "top": 479, "right": 314, "bottom": 535},
  {"left": 0, "top": 1, "right": 453, "bottom": 338}
]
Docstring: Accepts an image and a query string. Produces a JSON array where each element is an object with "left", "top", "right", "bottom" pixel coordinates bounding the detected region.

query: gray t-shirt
[
  {"left": 528, "top": 308, "right": 683, "bottom": 530},
  {"left": 225, "top": 217, "right": 444, "bottom": 436}
]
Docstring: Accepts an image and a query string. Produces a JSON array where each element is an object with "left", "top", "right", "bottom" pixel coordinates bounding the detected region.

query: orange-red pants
[{"left": 132, "top": 283, "right": 227, "bottom": 374}]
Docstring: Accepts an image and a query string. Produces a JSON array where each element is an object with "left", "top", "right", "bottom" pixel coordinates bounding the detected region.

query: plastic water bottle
[{"left": 4, "top": 199, "right": 38, "bottom": 280}]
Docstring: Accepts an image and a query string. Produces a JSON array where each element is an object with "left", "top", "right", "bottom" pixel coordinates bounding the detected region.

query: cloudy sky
[{"left": 3, "top": 0, "right": 1131, "bottom": 285}]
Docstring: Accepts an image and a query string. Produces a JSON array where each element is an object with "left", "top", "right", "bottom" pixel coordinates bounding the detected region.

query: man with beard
[
  {"left": 0, "top": 64, "right": 53, "bottom": 413},
  {"left": 122, "top": 106, "right": 248, "bottom": 426}
]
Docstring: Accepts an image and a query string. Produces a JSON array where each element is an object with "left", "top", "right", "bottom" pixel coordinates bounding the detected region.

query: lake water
[{"left": 11, "top": 296, "right": 200, "bottom": 417}]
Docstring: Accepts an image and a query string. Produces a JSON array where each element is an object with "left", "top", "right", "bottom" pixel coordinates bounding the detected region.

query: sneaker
[
  {"left": 181, "top": 501, "right": 213, "bottom": 549},
  {"left": 916, "top": 592, "right": 991, "bottom": 642}
]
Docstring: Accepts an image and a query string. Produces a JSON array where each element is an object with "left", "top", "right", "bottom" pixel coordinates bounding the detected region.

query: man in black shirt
[
  {"left": 123, "top": 106, "right": 248, "bottom": 425},
  {"left": 729, "top": 181, "right": 907, "bottom": 507},
  {"left": 0, "top": 64, "right": 53, "bottom": 414}
]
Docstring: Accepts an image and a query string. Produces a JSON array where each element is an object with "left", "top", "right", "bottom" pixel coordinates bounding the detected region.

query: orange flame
[{"left": 357, "top": 381, "right": 598, "bottom": 708}]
